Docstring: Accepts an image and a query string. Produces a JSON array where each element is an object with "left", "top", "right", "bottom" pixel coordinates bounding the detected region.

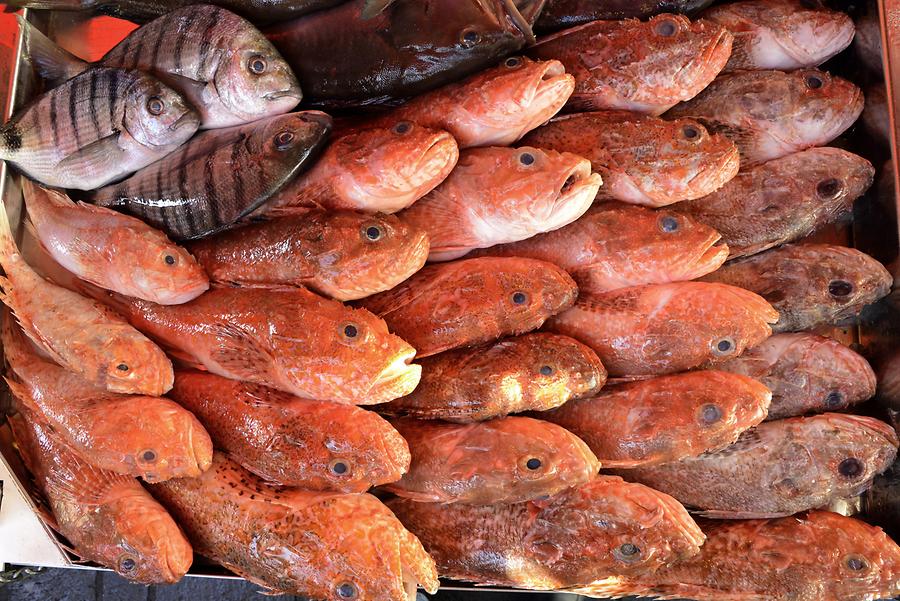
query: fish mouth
[
  {"left": 649, "top": 488, "right": 707, "bottom": 558},
  {"left": 554, "top": 159, "right": 602, "bottom": 217},
  {"left": 265, "top": 86, "right": 303, "bottom": 102},
  {"left": 525, "top": 60, "right": 575, "bottom": 121},
  {"left": 414, "top": 131, "right": 459, "bottom": 176},
  {"left": 686, "top": 234, "right": 729, "bottom": 278},
  {"left": 683, "top": 142, "right": 740, "bottom": 201},
  {"left": 366, "top": 347, "right": 422, "bottom": 404}
]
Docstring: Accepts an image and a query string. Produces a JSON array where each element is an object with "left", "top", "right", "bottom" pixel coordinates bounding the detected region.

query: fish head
[
  {"left": 689, "top": 284, "right": 779, "bottom": 366},
  {"left": 494, "top": 258, "right": 579, "bottom": 322},
  {"left": 795, "top": 148, "right": 875, "bottom": 211},
  {"left": 215, "top": 27, "right": 302, "bottom": 122},
  {"left": 98, "top": 329, "right": 174, "bottom": 396},
  {"left": 244, "top": 111, "right": 333, "bottom": 182},
  {"left": 685, "top": 371, "right": 772, "bottom": 438},
  {"left": 786, "top": 69, "right": 864, "bottom": 145},
  {"left": 525, "top": 333, "right": 607, "bottom": 399},
  {"left": 813, "top": 414, "right": 899, "bottom": 498},
  {"left": 330, "top": 124, "right": 459, "bottom": 213},
  {"left": 308, "top": 211, "right": 430, "bottom": 301},
  {"left": 124, "top": 74, "right": 200, "bottom": 150},
  {"left": 774, "top": 2, "right": 855, "bottom": 67},
  {"left": 793, "top": 335, "right": 877, "bottom": 412}
]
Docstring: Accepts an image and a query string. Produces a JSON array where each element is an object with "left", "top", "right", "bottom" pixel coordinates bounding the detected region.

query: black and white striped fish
[
  {"left": 91, "top": 111, "right": 332, "bottom": 240},
  {"left": 18, "top": 5, "right": 301, "bottom": 129},
  {"left": 0, "top": 67, "right": 199, "bottom": 190}
]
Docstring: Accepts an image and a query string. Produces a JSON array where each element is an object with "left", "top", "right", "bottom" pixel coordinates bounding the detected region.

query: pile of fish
[{"left": 1, "top": 0, "right": 899, "bottom": 599}]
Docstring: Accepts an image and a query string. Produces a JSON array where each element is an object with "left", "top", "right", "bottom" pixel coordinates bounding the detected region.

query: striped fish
[
  {"left": 0, "top": 67, "right": 199, "bottom": 190},
  {"left": 91, "top": 111, "right": 332, "bottom": 240},
  {"left": 19, "top": 5, "right": 301, "bottom": 129}
]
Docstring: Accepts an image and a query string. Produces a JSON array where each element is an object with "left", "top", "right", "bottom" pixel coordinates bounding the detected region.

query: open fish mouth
[
  {"left": 367, "top": 347, "right": 422, "bottom": 404},
  {"left": 687, "top": 235, "right": 729, "bottom": 277},
  {"left": 555, "top": 160, "right": 601, "bottom": 208},
  {"left": 413, "top": 131, "right": 458, "bottom": 177}
]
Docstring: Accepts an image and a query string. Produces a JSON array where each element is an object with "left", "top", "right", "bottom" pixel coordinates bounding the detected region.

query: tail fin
[
  {"left": 0, "top": 193, "right": 23, "bottom": 274},
  {"left": 21, "top": 179, "right": 70, "bottom": 230},
  {"left": 16, "top": 15, "right": 89, "bottom": 87}
]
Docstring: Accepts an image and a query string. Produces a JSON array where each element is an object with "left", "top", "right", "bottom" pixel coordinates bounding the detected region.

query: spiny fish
[
  {"left": 18, "top": 6, "right": 300, "bottom": 129},
  {"left": 399, "top": 146, "right": 601, "bottom": 261},
  {"left": 545, "top": 282, "right": 778, "bottom": 376},
  {"left": 358, "top": 256, "right": 578, "bottom": 357},
  {"left": 676, "top": 147, "right": 874, "bottom": 258},
  {"left": 0, "top": 67, "right": 198, "bottom": 190},
  {"left": 576, "top": 511, "right": 900, "bottom": 601},
  {"left": 385, "top": 416, "right": 599, "bottom": 504},
  {"left": 527, "top": 14, "right": 733, "bottom": 115},
  {"left": 265, "top": 123, "right": 457, "bottom": 215},
  {"left": 472, "top": 204, "right": 728, "bottom": 294},
  {"left": 187, "top": 211, "right": 429, "bottom": 301},
  {"left": 364, "top": 57, "right": 574, "bottom": 148},
  {"left": 149, "top": 452, "right": 439, "bottom": 599},
  {"left": 381, "top": 332, "right": 606, "bottom": 422},
  {"left": 540, "top": 371, "right": 771, "bottom": 468},
  {"left": 617, "top": 413, "right": 899, "bottom": 519},
  {"left": 535, "top": 0, "right": 716, "bottom": 31},
  {"left": 9, "top": 408, "right": 193, "bottom": 584},
  {"left": 718, "top": 333, "right": 876, "bottom": 420},
  {"left": 92, "top": 111, "right": 332, "bottom": 240},
  {"left": 666, "top": 69, "right": 864, "bottom": 167},
  {"left": 701, "top": 243, "right": 892, "bottom": 332},
  {"left": 3, "top": 318, "right": 212, "bottom": 482},
  {"left": 521, "top": 111, "right": 740, "bottom": 206},
  {"left": 389, "top": 475, "right": 705, "bottom": 589},
  {"left": 23, "top": 180, "right": 208, "bottom": 305},
  {"left": 0, "top": 201, "right": 173, "bottom": 396},
  {"left": 703, "top": 0, "right": 855, "bottom": 72}
]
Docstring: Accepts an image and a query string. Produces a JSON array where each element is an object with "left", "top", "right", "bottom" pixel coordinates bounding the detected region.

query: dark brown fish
[
  {"left": 854, "top": 0, "right": 883, "bottom": 74},
  {"left": 863, "top": 83, "right": 891, "bottom": 149},
  {"left": 381, "top": 333, "right": 606, "bottom": 422},
  {"left": 388, "top": 476, "right": 705, "bottom": 589},
  {"left": 618, "top": 413, "right": 899, "bottom": 519},
  {"left": 535, "top": 0, "right": 716, "bottom": 31},
  {"left": 718, "top": 333, "right": 877, "bottom": 420},
  {"left": 701, "top": 244, "right": 892, "bottom": 332},
  {"left": 676, "top": 147, "right": 875, "bottom": 258}
]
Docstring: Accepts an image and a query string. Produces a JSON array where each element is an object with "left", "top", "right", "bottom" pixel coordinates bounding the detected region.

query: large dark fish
[
  {"left": 264, "top": 0, "right": 535, "bottom": 107},
  {"left": 91, "top": 111, "right": 332, "bottom": 240},
  {"left": 534, "top": 0, "right": 715, "bottom": 31},
  {"left": 701, "top": 244, "right": 893, "bottom": 332}
]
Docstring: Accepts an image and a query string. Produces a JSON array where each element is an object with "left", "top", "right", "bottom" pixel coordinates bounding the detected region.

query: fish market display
[
  {"left": 666, "top": 69, "right": 864, "bottom": 166},
  {"left": 18, "top": 5, "right": 301, "bottom": 129},
  {"left": 149, "top": 452, "right": 439, "bottom": 598},
  {"left": 389, "top": 476, "right": 705, "bottom": 589},
  {"left": 92, "top": 111, "right": 331, "bottom": 240},
  {"left": 577, "top": 511, "right": 900, "bottom": 601},
  {"left": 385, "top": 416, "right": 599, "bottom": 504},
  {"left": 521, "top": 111, "right": 740, "bottom": 206},
  {"left": 264, "top": 0, "right": 535, "bottom": 107},
  {"left": 24, "top": 181, "right": 208, "bottom": 305},
  {"left": 366, "top": 57, "right": 575, "bottom": 148},
  {"left": 540, "top": 371, "right": 771, "bottom": 468},
  {"left": 0, "top": 67, "right": 198, "bottom": 190},
  {"left": 546, "top": 282, "right": 778, "bottom": 376},
  {"left": 89, "top": 286, "right": 421, "bottom": 405},
  {"left": 400, "top": 146, "right": 601, "bottom": 261},
  {"left": 3, "top": 318, "right": 212, "bottom": 482},
  {"left": 703, "top": 0, "right": 855, "bottom": 72},
  {"left": 267, "top": 123, "right": 458, "bottom": 215},
  {"left": 718, "top": 333, "right": 877, "bottom": 420},
  {"left": 619, "top": 413, "right": 898, "bottom": 518},
  {"left": 382, "top": 333, "right": 605, "bottom": 422},
  {"left": 473, "top": 204, "right": 727, "bottom": 294},
  {"left": 9, "top": 409, "right": 193, "bottom": 583},
  {"left": 702, "top": 243, "right": 893, "bottom": 332},
  {"left": 527, "top": 15, "right": 733, "bottom": 114},
  {"left": 187, "top": 211, "right": 428, "bottom": 300},
  {"left": 676, "top": 147, "right": 875, "bottom": 258},
  {"left": 359, "top": 256, "right": 578, "bottom": 357},
  {"left": 535, "top": 0, "right": 716, "bottom": 30}
]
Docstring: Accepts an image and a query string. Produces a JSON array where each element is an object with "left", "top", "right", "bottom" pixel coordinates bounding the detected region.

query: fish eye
[
  {"left": 336, "top": 581, "right": 358, "bottom": 599},
  {"left": 526, "top": 458, "right": 542, "bottom": 470},
  {"left": 362, "top": 224, "right": 383, "bottom": 241},
  {"left": 392, "top": 121, "right": 412, "bottom": 135},
  {"left": 845, "top": 554, "right": 869, "bottom": 571},
  {"left": 118, "top": 556, "right": 137, "bottom": 573},
  {"left": 838, "top": 457, "right": 864, "bottom": 478},
  {"left": 116, "top": 363, "right": 130, "bottom": 372},
  {"left": 828, "top": 280, "right": 854, "bottom": 298},
  {"left": 140, "top": 449, "right": 158, "bottom": 463},
  {"left": 518, "top": 152, "right": 536, "bottom": 166},
  {"left": 711, "top": 337, "right": 736, "bottom": 357},
  {"left": 511, "top": 291, "right": 529, "bottom": 305},
  {"left": 816, "top": 178, "right": 843, "bottom": 200},
  {"left": 699, "top": 404, "right": 722, "bottom": 425},
  {"left": 539, "top": 365, "right": 554, "bottom": 376},
  {"left": 614, "top": 543, "right": 641, "bottom": 562},
  {"left": 658, "top": 214, "right": 679, "bottom": 233},
  {"left": 682, "top": 124, "right": 702, "bottom": 141},
  {"left": 804, "top": 73, "right": 825, "bottom": 90},
  {"left": 328, "top": 459, "right": 351, "bottom": 477},
  {"left": 460, "top": 28, "right": 481, "bottom": 48},
  {"left": 146, "top": 96, "right": 165, "bottom": 116},
  {"left": 274, "top": 131, "right": 295, "bottom": 150},
  {"left": 825, "top": 390, "right": 845, "bottom": 409},
  {"left": 248, "top": 55, "right": 268, "bottom": 74},
  {"left": 654, "top": 18, "right": 678, "bottom": 37},
  {"left": 339, "top": 322, "right": 362, "bottom": 343},
  {"left": 505, "top": 56, "right": 522, "bottom": 68},
  {"left": 164, "top": 254, "right": 176, "bottom": 265}
]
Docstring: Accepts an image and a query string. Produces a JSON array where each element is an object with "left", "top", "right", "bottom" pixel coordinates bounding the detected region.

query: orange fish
[
  {"left": 149, "top": 452, "right": 439, "bottom": 599},
  {"left": 540, "top": 371, "right": 770, "bottom": 467},
  {"left": 358, "top": 256, "right": 578, "bottom": 357},
  {"left": 168, "top": 371, "right": 410, "bottom": 492},
  {"left": 187, "top": 211, "right": 429, "bottom": 301},
  {"left": 527, "top": 14, "right": 733, "bottom": 114},
  {"left": 472, "top": 203, "right": 728, "bottom": 294},
  {"left": 366, "top": 57, "right": 575, "bottom": 148},
  {"left": 266, "top": 123, "right": 458, "bottom": 214},
  {"left": 9, "top": 408, "right": 193, "bottom": 584},
  {"left": 577, "top": 511, "right": 900, "bottom": 601},
  {"left": 385, "top": 416, "right": 600, "bottom": 504},
  {"left": 400, "top": 146, "right": 601, "bottom": 261},
  {"left": 522, "top": 112, "right": 739, "bottom": 206},
  {"left": 0, "top": 201, "right": 173, "bottom": 395},
  {"left": 382, "top": 332, "right": 606, "bottom": 422},
  {"left": 3, "top": 318, "right": 212, "bottom": 482},
  {"left": 388, "top": 475, "right": 705, "bottom": 589},
  {"left": 545, "top": 282, "right": 778, "bottom": 376}
]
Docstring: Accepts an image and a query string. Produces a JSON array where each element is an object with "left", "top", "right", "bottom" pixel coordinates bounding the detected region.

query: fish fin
[
  {"left": 690, "top": 119, "right": 760, "bottom": 161},
  {"left": 693, "top": 509, "right": 790, "bottom": 520},
  {"left": 400, "top": 196, "right": 481, "bottom": 255},
  {"left": 4, "top": 377, "right": 40, "bottom": 415},
  {"left": 359, "top": 0, "right": 395, "bottom": 19},
  {"left": 356, "top": 274, "right": 427, "bottom": 317},
  {"left": 55, "top": 134, "right": 125, "bottom": 178},
  {"left": 153, "top": 71, "right": 210, "bottom": 111},
  {"left": 207, "top": 321, "right": 277, "bottom": 381},
  {"left": 16, "top": 15, "right": 88, "bottom": 86}
]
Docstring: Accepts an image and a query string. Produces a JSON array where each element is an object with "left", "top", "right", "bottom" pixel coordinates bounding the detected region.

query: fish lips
[{"left": 366, "top": 346, "right": 422, "bottom": 404}]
